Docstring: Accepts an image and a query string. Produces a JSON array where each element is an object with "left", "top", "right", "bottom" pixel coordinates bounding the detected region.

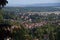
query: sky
[{"left": 7, "top": 0, "right": 60, "bottom": 6}]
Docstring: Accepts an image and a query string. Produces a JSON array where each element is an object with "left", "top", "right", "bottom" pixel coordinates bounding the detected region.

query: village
[
  {"left": 1, "top": 0, "right": 60, "bottom": 40},
  {"left": 17, "top": 11, "right": 60, "bottom": 29}
]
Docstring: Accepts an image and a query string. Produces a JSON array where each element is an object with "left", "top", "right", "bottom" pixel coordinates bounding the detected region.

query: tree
[
  {"left": 0, "top": 0, "right": 8, "bottom": 8},
  {"left": 12, "top": 24, "right": 29, "bottom": 40},
  {"left": 0, "top": 0, "right": 8, "bottom": 20},
  {"left": 0, "top": 20, "right": 13, "bottom": 40}
]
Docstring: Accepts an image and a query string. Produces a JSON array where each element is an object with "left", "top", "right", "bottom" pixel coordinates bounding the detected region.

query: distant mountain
[
  {"left": 6, "top": 3, "right": 60, "bottom": 7},
  {"left": 24, "top": 3, "right": 60, "bottom": 7}
]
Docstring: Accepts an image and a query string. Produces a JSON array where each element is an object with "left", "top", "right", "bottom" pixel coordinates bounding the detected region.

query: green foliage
[
  {"left": 0, "top": 10, "right": 3, "bottom": 20},
  {"left": 12, "top": 24, "right": 29, "bottom": 40}
]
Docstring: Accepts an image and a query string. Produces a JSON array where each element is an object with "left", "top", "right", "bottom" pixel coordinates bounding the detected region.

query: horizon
[
  {"left": 6, "top": 3, "right": 60, "bottom": 7},
  {"left": 6, "top": 0, "right": 60, "bottom": 6}
]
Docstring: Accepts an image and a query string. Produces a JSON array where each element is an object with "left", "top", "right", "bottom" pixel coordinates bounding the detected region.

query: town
[
  {"left": 0, "top": 4, "right": 60, "bottom": 40},
  {"left": 1, "top": 0, "right": 60, "bottom": 40}
]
